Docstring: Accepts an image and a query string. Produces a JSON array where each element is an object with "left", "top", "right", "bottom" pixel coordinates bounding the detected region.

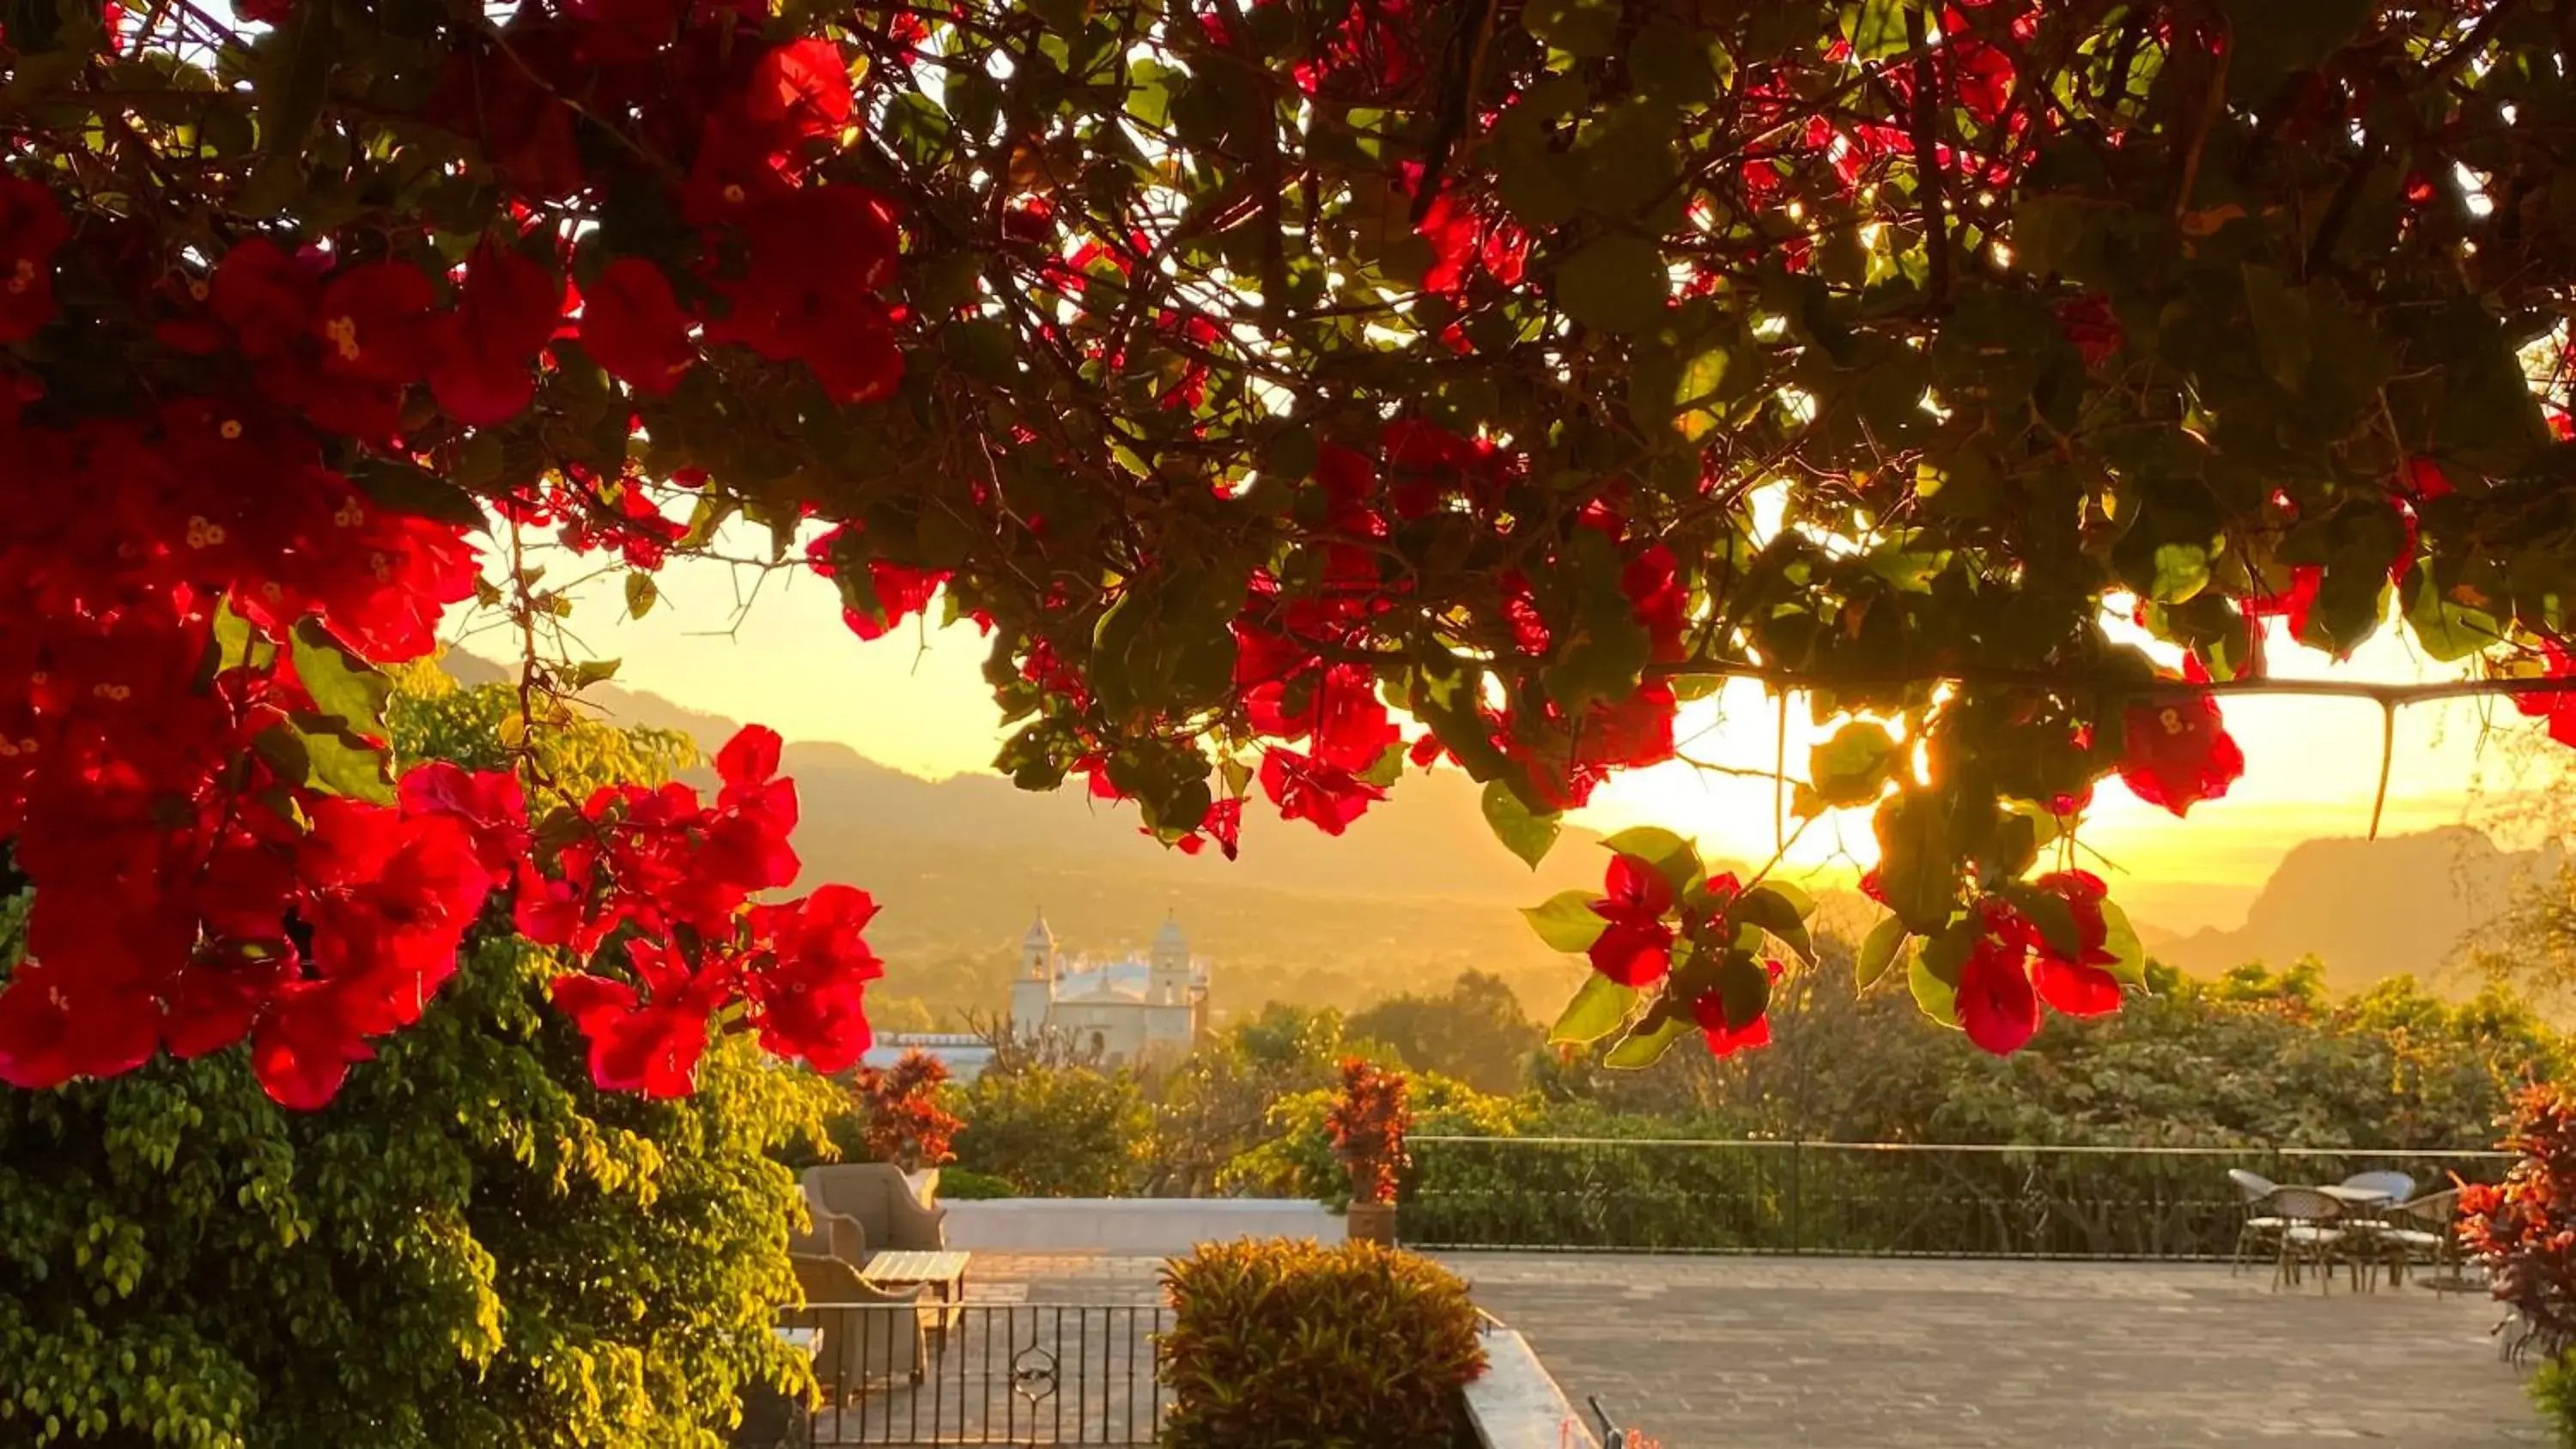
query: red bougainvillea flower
[
  {"left": 1586, "top": 852, "right": 1675, "bottom": 986},
  {"left": 2117, "top": 665, "right": 2245, "bottom": 816},
  {"left": 711, "top": 185, "right": 906, "bottom": 403},
  {"left": 1622, "top": 545, "right": 1688, "bottom": 662},
  {"left": 1260, "top": 747, "right": 1383, "bottom": 835},
  {"left": 2057, "top": 294, "right": 2123, "bottom": 368},
  {"left": 1176, "top": 796, "right": 1244, "bottom": 859},
  {"left": 313, "top": 261, "right": 448, "bottom": 385},
  {"left": 747, "top": 882, "right": 881, "bottom": 1071},
  {"left": 1956, "top": 915, "right": 2041, "bottom": 1056},
  {"left": 1691, "top": 959, "right": 1783, "bottom": 1058},
  {"left": 742, "top": 39, "right": 854, "bottom": 141},
  {"left": 430, "top": 242, "right": 564, "bottom": 424},
  {"left": 582, "top": 258, "right": 699, "bottom": 395},
  {"left": 2026, "top": 870, "right": 2123, "bottom": 1016},
  {"left": 398, "top": 761, "right": 532, "bottom": 886},
  {"left": 552, "top": 937, "right": 734, "bottom": 1098},
  {"left": 0, "top": 177, "right": 69, "bottom": 343}
]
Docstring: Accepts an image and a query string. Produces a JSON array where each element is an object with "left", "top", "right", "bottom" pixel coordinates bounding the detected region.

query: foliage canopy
[{"left": 7, "top": 0, "right": 2576, "bottom": 1091}]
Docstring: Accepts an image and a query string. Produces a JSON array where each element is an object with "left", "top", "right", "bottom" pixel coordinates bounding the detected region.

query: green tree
[
  {"left": 948, "top": 1063, "right": 1151, "bottom": 1197},
  {"left": 0, "top": 672, "right": 841, "bottom": 1448},
  {"left": 1348, "top": 971, "right": 1544, "bottom": 1095}
]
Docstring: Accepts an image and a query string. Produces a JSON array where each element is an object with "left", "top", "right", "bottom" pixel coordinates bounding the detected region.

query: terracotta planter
[{"left": 1346, "top": 1200, "right": 1398, "bottom": 1246}]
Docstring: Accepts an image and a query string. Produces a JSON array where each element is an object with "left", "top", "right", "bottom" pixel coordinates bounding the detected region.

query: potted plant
[
  {"left": 855, "top": 1048, "right": 963, "bottom": 1199},
  {"left": 1325, "top": 1058, "right": 1410, "bottom": 1245}
]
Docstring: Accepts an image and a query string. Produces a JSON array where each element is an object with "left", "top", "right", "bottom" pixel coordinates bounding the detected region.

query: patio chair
[
  {"left": 2372, "top": 1188, "right": 2461, "bottom": 1290},
  {"left": 787, "top": 1197, "right": 867, "bottom": 1270},
  {"left": 783, "top": 1254, "right": 937, "bottom": 1398},
  {"left": 803, "top": 1163, "right": 947, "bottom": 1264},
  {"left": 2260, "top": 1187, "right": 2348, "bottom": 1294},
  {"left": 2227, "top": 1169, "right": 2285, "bottom": 1276},
  {"left": 2341, "top": 1169, "right": 2416, "bottom": 1203}
]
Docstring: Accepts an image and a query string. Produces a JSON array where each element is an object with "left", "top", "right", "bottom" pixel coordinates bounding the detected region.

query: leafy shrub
[
  {"left": 1158, "top": 1239, "right": 1485, "bottom": 1449},
  {"left": 0, "top": 675, "right": 841, "bottom": 1448},
  {"left": 951, "top": 1062, "right": 1149, "bottom": 1196},
  {"left": 936, "top": 1167, "right": 1018, "bottom": 1199},
  {"left": 2462, "top": 1084, "right": 2576, "bottom": 1360},
  {"left": 851, "top": 1049, "right": 963, "bottom": 1169},
  {"left": 2534, "top": 1348, "right": 2576, "bottom": 1448},
  {"left": 1222, "top": 1071, "right": 1526, "bottom": 1208},
  {"left": 1325, "top": 1058, "right": 1411, "bottom": 1205}
]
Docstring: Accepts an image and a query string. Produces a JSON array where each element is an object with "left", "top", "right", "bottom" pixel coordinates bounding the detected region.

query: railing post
[{"left": 1789, "top": 1140, "right": 1803, "bottom": 1255}]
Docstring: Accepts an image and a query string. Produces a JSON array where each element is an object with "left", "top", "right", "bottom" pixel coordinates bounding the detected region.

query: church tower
[
  {"left": 1010, "top": 910, "right": 1056, "bottom": 1036},
  {"left": 1150, "top": 911, "right": 1190, "bottom": 1006}
]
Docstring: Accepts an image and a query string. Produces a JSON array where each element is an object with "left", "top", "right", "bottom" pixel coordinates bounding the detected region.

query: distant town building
[
  {"left": 856, "top": 1033, "right": 996, "bottom": 1082},
  {"left": 1008, "top": 909, "right": 1208, "bottom": 1065}
]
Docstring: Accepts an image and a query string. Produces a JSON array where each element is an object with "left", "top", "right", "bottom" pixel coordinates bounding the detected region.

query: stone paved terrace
[{"left": 960, "top": 1252, "right": 2541, "bottom": 1448}]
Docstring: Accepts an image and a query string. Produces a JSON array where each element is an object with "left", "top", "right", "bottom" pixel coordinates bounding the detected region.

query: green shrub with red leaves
[
  {"left": 1324, "top": 1058, "right": 1413, "bottom": 1207},
  {"left": 2463, "top": 1084, "right": 2576, "bottom": 1361},
  {"left": 1158, "top": 1239, "right": 1485, "bottom": 1449}
]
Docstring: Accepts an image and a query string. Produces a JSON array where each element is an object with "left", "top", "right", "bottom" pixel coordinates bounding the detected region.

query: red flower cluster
[
  {"left": 1581, "top": 852, "right": 1779, "bottom": 1059},
  {"left": 2117, "top": 666, "right": 2246, "bottom": 816},
  {"left": 1951, "top": 872, "right": 2126, "bottom": 1057},
  {"left": 535, "top": 725, "right": 883, "bottom": 1097}
]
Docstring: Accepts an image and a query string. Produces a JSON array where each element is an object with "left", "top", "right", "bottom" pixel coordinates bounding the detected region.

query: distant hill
[
  {"left": 443, "top": 656, "right": 2559, "bottom": 1010},
  {"left": 2138, "top": 826, "right": 2561, "bottom": 992},
  {"left": 441, "top": 654, "right": 1603, "bottom": 1020}
]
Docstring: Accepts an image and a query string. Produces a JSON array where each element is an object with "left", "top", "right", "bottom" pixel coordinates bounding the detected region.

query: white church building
[{"left": 1008, "top": 910, "right": 1208, "bottom": 1065}]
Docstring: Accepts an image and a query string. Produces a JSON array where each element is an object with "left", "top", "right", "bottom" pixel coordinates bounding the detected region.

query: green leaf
[
  {"left": 2099, "top": 899, "right": 2148, "bottom": 987},
  {"left": 238, "top": 1, "right": 332, "bottom": 217},
  {"left": 2402, "top": 565, "right": 2498, "bottom": 663},
  {"left": 348, "top": 458, "right": 486, "bottom": 530},
  {"left": 2148, "top": 543, "right": 2212, "bottom": 604},
  {"left": 2241, "top": 264, "right": 2312, "bottom": 391},
  {"left": 1872, "top": 791, "right": 1960, "bottom": 934},
  {"left": 1999, "top": 882, "right": 2081, "bottom": 961},
  {"left": 1909, "top": 923, "right": 1972, "bottom": 1029},
  {"left": 1556, "top": 233, "right": 1667, "bottom": 336},
  {"left": 288, "top": 618, "right": 392, "bottom": 737},
  {"left": 1602, "top": 1012, "right": 1694, "bottom": 1069},
  {"left": 1856, "top": 915, "right": 1909, "bottom": 990},
  {"left": 1481, "top": 779, "right": 1562, "bottom": 869},
  {"left": 568, "top": 658, "right": 621, "bottom": 688},
  {"left": 1522, "top": 890, "right": 1607, "bottom": 954},
  {"left": 1732, "top": 885, "right": 1816, "bottom": 965},
  {"left": 1600, "top": 827, "right": 1701, "bottom": 894},
  {"left": 1712, "top": 950, "right": 1771, "bottom": 1032},
  {"left": 1548, "top": 974, "right": 1637, "bottom": 1046},
  {"left": 1840, "top": 0, "right": 1911, "bottom": 59},
  {"left": 1522, "top": 0, "right": 1619, "bottom": 57},
  {"left": 1669, "top": 344, "right": 1733, "bottom": 443},
  {"left": 1808, "top": 723, "right": 1898, "bottom": 807},
  {"left": 256, "top": 718, "right": 396, "bottom": 807},
  {"left": 1495, "top": 141, "right": 1578, "bottom": 231},
  {"left": 210, "top": 597, "right": 265, "bottom": 675},
  {"left": 625, "top": 573, "right": 659, "bottom": 620}
]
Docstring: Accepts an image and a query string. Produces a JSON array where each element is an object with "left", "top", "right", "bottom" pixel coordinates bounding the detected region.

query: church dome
[{"left": 1153, "top": 912, "right": 1187, "bottom": 953}]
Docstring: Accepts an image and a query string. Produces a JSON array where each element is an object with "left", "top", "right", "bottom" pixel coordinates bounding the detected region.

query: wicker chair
[
  {"left": 803, "top": 1164, "right": 947, "bottom": 1267},
  {"left": 2260, "top": 1187, "right": 2348, "bottom": 1294},
  {"left": 783, "top": 1254, "right": 936, "bottom": 1398},
  {"left": 2372, "top": 1188, "right": 2461, "bottom": 1290},
  {"left": 2227, "top": 1169, "right": 2286, "bottom": 1276}
]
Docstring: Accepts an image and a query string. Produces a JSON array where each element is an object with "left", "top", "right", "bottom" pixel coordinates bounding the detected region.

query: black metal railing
[
  {"left": 1402, "top": 1137, "right": 2515, "bottom": 1259},
  {"left": 785, "top": 1303, "right": 1169, "bottom": 1446}
]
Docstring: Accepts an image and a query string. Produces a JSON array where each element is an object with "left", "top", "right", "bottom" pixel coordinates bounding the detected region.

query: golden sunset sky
[{"left": 459, "top": 525, "right": 2555, "bottom": 934}]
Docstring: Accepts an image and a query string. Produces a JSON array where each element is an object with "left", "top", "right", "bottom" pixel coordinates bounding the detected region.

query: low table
[{"left": 862, "top": 1250, "right": 972, "bottom": 1342}]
